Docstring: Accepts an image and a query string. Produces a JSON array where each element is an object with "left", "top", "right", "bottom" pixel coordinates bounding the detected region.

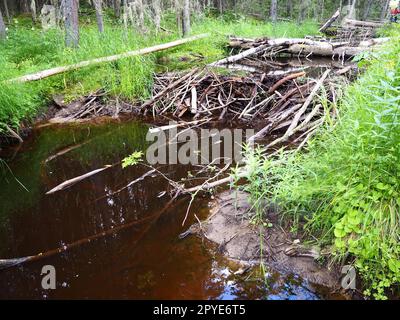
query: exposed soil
[{"left": 182, "top": 190, "right": 348, "bottom": 295}]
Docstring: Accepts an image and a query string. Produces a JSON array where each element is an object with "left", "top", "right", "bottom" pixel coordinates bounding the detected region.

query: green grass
[
  {"left": 239, "top": 26, "right": 400, "bottom": 299},
  {"left": 0, "top": 12, "right": 318, "bottom": 133}
]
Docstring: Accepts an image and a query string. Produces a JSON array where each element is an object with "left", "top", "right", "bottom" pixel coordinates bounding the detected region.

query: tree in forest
[
  {"left": 363, "top": 0, "right": 374, "bottom": 20},
  {"left": 93, "top": 0, "right": 104, "bottom": 33},
  {"left": 298, "top": 0, "right": 311, "bottom": 22},
  {"left": 182, "top": 0, "right": 190, "bottom": 37},
  {"left": 3, "top": 0, "right": 10, "bottom": 23},
  {"left": 0, "top": 7, "right": 6, "bottom": 40},
  {"left": 270, "top": 0, "right": 277, "bottom": 22},
  {"left": 153, "top": 0, "right": 161, "bottom": 34},
  {"left": 30, "top": 0, "right": 37, "bottom": 22},
  {"left": 381, "top": 0, "right": 391, "bottom": 20},
  {"left": 64, "top": 0, "right": 79, "bottom": 48},
  {"left": 114, "top": 0, "right": 121, "bottom": 18}
]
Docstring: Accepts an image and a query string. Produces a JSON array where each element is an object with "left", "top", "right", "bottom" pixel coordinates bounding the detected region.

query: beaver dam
[{"left": 0, "top": 27, "right": 388, "bottom": 299}]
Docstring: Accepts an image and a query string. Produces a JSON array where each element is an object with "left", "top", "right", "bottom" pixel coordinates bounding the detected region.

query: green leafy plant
[
  {"left": 238, "top": 26, "right": 400, "bottom": 299},
  {"left": 122, "top": 151, "right": 144, "bottom": 168}
]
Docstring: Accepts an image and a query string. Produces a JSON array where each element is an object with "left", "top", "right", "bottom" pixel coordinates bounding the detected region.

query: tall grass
[
  {"left": 240, "top": 26, "right": 400, "bottom": 299},
  {"left": 0, "top": 13, "right": 318, "bottom": 132}
]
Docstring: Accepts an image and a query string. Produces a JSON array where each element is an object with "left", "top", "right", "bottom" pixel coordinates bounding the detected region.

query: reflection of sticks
[
  {"left": 95, "top": 168, "right": 156, "bottom": 201},
  {"left": 44, "top": 141, "right": 91, "bottom": 163},
  {"left": 0, "top": 195, "right": 181, "bottom": 271}
]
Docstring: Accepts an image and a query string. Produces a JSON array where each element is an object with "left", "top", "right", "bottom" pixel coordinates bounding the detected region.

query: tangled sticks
[{"left": 140, "top": 66, "right": 345, "bottom": 148}]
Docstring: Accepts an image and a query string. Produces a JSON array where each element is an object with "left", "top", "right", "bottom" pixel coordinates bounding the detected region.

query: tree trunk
[
  {"left": 380, "top": 0, "right": 390, "bottom": 20},
  {"left": 3, "top": 0, "right": 10, "bottom": 23},
  {"left": 93, "top": 0, "right": 104, "bottom": 33},
  {"left": 286, "top": 0, "right": 293, "bottom": 18},
  {"left": 153, "top": 0, "right": 161, "bottom": 34},
  {"left": 348, "top": 0, "right": 357, "bottom": 20},
  {"left": 0, "top": 8, "right": 6, "bottom": 40},
  {"left": 363, "top": 0, "right": 373, "bottom": 20},
  {"left": 270, "top": 0, "right": 277, "bottom": 22},
  {"left": 64, "top": 0, "right": 79, "bottom": 48},
  {"left": 114, "top": 0, "right": 121, "bottom": 17},
  {"left": 182, "top": 0, "right": 190, "bottom": 37},
  {"left": 298, "top": 0, "right": 310, "bottom": 23},
  {"left": 30, "top": 0, "right": 37, "bottom": 22},
  {"left": 10, "top": 34, "right": 209, "bottom": 83}
]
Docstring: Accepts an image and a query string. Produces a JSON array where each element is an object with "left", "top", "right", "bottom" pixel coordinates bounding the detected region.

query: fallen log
[
  {"left": 209, "top": 44, "right": 270, "bottom": 66},
  {"left": 227, "top": 36, "right": 387, "bottom": 59},
  {"left": 9, "top": 34, "right": 209, "bottom": 83},
  {"left": 343, "top": 18, "right": 384, "bottom": 28},
  {"left": 319, "top": 9, "right": 340, "bottom": 33}
]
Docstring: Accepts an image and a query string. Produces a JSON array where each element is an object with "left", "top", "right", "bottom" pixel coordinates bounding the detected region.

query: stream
[{"left": 0, "top": 116, "right": 337, "bottom": 300}]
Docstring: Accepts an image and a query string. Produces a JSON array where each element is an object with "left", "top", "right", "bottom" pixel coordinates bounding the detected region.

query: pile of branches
[
  {"left": 140, "top": 68, "right": 286, "bottom": 121},
  {"left": 49, "top": 90, "right": 135, "bottom": 123},
  {"left": 140, "top": 66, "right": 346, "bottom": 148}
]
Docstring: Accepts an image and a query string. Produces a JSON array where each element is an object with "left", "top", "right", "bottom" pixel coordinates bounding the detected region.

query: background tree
[
  {"left": 64, "top": 0, "right": 79, "bottom": 48},
  {"left": 182, "top": 0, "right": 190, "bottom": 37},
  {"left": 0, "top": 7, "right": 6, "bottom": 40},
  {"left": 270, "top": 0, "right": 277, "bottom": 22},
  {"left": 93, "top": 0, "right": 104, "bottom": 33}
]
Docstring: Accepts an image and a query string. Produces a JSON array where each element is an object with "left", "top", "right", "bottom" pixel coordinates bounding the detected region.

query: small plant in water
[{"left": 122, "top": 151, "right": 144, "bottom": 168}]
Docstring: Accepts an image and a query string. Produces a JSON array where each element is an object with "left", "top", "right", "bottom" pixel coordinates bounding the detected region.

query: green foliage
[
  {"left": 0, "top": 14, "right": 318, "bottom": 133},
  {"left": 240, "top": 26, "right": 400, "bottom": 299},
  {"left": 122, "top": 151, "right": 144, "bottom": 168}
]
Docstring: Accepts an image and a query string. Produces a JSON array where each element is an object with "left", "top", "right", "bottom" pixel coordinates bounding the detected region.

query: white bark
[
  {"left": 182, "top": 0, "right": 190, "bottom": 37},
  {"left": 270, "top": 0, "right": 277, "bottom": 22},
  {"left": 93, "top": 0, "right": 104, "bottom": 33},
  {"left": 0, "top": 8, "right": 6, "bottom": 40},
  {"left": 64, "top": 0, "right": 79, "bottom": 48}
]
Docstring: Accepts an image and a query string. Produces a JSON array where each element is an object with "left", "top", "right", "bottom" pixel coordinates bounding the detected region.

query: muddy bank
[{"left": 182, "top": 191, "right": 351, "bottom": 298}]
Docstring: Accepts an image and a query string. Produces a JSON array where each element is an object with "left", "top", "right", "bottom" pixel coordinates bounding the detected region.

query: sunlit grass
[
  {"left": 0, "top": 14, "right": 318, "bottom": 132},
  {"left": 240, "top": 25, "right": 400, "bottom": 299}
]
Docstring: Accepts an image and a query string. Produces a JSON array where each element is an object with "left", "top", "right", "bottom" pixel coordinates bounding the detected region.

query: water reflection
[{"left": 0, "top": 118, "right": 325, "bottom": 299}]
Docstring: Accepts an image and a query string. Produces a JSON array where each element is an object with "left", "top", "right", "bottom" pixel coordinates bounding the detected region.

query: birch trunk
[
  {"left": 93, "top": 0, "right": 104, "bottom": 33},
  {"left": 182, "top": 0, "right": 190, "bottom": 37},
  {"left": 153, "top": 0, "right": 161, "bottom": 34},
  {"left": 0, "top": 8, "right": 6, "bottom": 40},
  {"left": 270, "top": 0, "right": 277, "bottom": 22},
  {"left": 64, "top": 0, "right": 79, "bottom": 48},
  {"left": 380, "top": 0, "right": 390, "bottom": 20}
]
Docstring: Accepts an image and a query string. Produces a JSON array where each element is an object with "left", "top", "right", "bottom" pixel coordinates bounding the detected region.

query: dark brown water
[{"left": 0, "top": 118, "right": 327, "bottom": 299}]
